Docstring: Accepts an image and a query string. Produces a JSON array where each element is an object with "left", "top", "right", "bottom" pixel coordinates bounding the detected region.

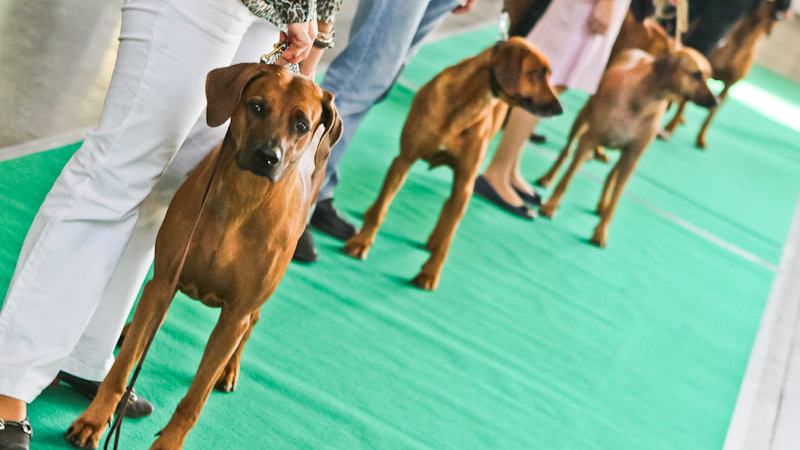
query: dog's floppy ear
[
  {"left": 205, "top": 63, "right": 265, "bottom": 127},
  {"left": 491, "top": 41, "right": 525, "bottom": 94},
  {"left": 652, "top": 53, "right": 679, "bottom": 89},
  {"left": 314, "top": 90, "right": 343, "bottom": 168}
]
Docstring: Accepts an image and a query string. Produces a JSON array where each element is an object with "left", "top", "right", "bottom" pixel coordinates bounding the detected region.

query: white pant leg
[
  {"left": 61, "top": 18, "right": 280, "bottom": 382},
  {"left": 0, "top": 0, "right": 265, "bottom": 403}
]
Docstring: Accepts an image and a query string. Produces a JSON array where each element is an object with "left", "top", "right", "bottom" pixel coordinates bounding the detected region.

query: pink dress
[{"left": 527, "top": 0, "right": 631, "bottom": 94}]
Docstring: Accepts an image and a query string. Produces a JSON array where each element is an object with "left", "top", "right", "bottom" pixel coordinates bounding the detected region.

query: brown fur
[
  {"left": 662, "top": 0, "right": 780, "bottom": 148},
  {"left": 536, "top": 48, "right": 717, "bottom": 247},
  {"left": 65, "top": 64, "right": 342, "bottom": 450},
  {"left": 343, "top": 37, "right": 562, "bottom": 290}
]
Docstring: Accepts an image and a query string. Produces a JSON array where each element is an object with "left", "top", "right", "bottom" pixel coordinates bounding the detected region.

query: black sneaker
[
  {"left": 0, "top": 418, "right": 32, "bottom": 450},
  {"left": 56, "top": 371, "right": 154, "bottom": 418},
  {"left": 310, "top": 199, "right": 356, "bottom": 241},
  {"left": 292, "top": 227, "right": 318, "bottom": 263}
]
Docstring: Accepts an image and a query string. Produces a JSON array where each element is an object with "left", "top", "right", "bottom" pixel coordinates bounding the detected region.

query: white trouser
[{"left": 0, "top": 0, "right": 279, "bottom": 403}]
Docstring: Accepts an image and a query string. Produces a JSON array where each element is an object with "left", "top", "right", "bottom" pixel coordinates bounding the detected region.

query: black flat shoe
[
  {"left": 292, "top": 227, "right": 318, "bottom": 263},
  {"left": 474, "top": 176, "right": 535, "bottom": 220},
  {"left": 56, "top": 371, "right": 154, "bottom": 418},
  {"left": 528, "top": 132, "right": 547, "bottom": 144},
  {"left": 310, "top": 198, "right": 356, "bottom": 241},
  {"left": 0, "top": 418, "right": 32, "bottom": 450},
  {"left": 512, "top": 185, "right": 542, "bottom": 206}
]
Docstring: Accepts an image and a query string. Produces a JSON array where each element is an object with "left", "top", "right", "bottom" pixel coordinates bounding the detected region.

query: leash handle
[{"left": 260, "top": 41, "right": 300, "bottom": 74}]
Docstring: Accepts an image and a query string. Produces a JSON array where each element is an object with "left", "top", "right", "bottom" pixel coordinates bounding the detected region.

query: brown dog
[
  {"left": 65, "top": 63, "right": 341, "bottom": 450},
  {"left": 662, "top": 0, "right": 781, "bottom": 148},
  {"left": 536, "top": 48, "right": 717, "bottom": 247},
  {"left": 343, "top": 37, "right": 562, "bottom": 290},
  {"left": 609, "top": 11, "right": 674, "bottom": 65}
]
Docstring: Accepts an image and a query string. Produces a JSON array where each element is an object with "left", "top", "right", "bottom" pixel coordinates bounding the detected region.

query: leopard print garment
[{"left": 241, "top": 0, "right": 342, "bottom": 26}]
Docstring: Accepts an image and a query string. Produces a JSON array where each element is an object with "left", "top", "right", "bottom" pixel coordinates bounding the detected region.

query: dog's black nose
[
  {"left": 260, "top": 147, "right": 282, "bottom": 167},
  {"left": 549, "top": 101, "right": 564, "bottom": 116}
]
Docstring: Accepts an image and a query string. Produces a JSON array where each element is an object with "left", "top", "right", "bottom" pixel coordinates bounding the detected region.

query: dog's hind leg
[
  {"left": 536, "top": 106, "right": 589, "bottom": 188},
  {"left": 66, "top": 278, "right": 175, "bottom": 449},
  {"left": 344, "top": 154, "right": 416, "bottom": 260},
  {"left": 538, "top": 134, "right": 595, "bottom": 219},
  {"left": 695, "top": 83, "right": 729, "bottom": 149},
  {"left": 590, "top": 143, "right": 645, "bottom": 247},
  {"left": 215, "top": 310, "right": 260, "bottom": 393},
  {"left": 151, "top": 307, "right": 253, "bottom": 450}
]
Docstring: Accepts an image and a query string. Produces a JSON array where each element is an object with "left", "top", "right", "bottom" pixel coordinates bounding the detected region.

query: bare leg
[
  {"left": 481, "top": 107, "right": 539, "bottom": 206},
  {"left": 538, "top": 135, "right": 596, "bottom": 218},
  {"left": 696, "top": 84, "right": 729, "bottom": 149},
  {"left": 0, "top": 395, "right": 26, "bottom": 421},
  {"left": 590, "top": 146, "right": 645, "bottom": 247},
  {"left": 344, "top": 155, "right": 416, "bottom": 259}
]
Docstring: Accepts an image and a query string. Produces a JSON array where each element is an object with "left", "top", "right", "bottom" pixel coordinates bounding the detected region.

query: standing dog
[
  {"left": 662, "top": 0, "right": 781, "bottom": 148},
  {"left": 536, "top": 48, "right": 717, "bottom": 247},
  {"left": 65, "top": 63, "right": 341, "bottom": 450},
  {"left": 343, "top": 37, "right": 562, "bottom": 290}
]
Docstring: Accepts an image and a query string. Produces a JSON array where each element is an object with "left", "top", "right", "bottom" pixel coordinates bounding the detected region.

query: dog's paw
[
  {"left": 589, "top": 230, "right": 607, "bottom": 248},
  {"left": 538, "top": 202, "right": 557, "bottom": 219},
  {"left": 534, "top": 176, "right": 552, "bottom": 188},
  {"left": 343, "top": 239, "right": 370, "bottom": 260},
  {"left": 656, "top": 129, "right": 672, "bottom": 141},
  {"left": 695, "top": 137, "right": 707, "bottom": 149},
  {"left": 215, "top": 365, "right": 239, "bottom": 393},
  {"left": 411, "top": 271, "right": 439, "bottom": 291},
  {"left": 65, "top": 417, "right": 107, "bottom": 449}
]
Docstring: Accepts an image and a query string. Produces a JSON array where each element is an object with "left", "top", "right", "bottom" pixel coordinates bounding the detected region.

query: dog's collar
[{"left": 488, "top": 40, "right": 505, "bottom": 98}]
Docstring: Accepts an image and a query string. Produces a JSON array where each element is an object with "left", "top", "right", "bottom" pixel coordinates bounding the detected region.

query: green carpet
[{"left": 2, "top": 27, "right": 800, "bottom": 450}]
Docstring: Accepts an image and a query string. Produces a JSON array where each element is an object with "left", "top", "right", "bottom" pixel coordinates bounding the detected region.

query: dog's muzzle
[
  {"left": 236, "top": 145, "right": 285, "bottom": 182},
  {"left": 516, "top": 96, "right": 564, "bottom": 118}
]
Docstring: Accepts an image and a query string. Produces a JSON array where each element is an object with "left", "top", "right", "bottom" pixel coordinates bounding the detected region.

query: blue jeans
[{"left": 317, "top": 0, "right": 462, "bottom": 202}]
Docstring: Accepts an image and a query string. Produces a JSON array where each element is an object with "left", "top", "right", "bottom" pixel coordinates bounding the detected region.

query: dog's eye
[
  {"left": 691, "top": 71, "right": 704, "bottom": 80},
  {"left": 247, "top": 100, "right": 265, "bottom": 115},
  {"left": 295, "top": 120, "right": 309, "bottom": 134},
  {"left": 538, "top": 68, "right": 548, "bottom": 80}
]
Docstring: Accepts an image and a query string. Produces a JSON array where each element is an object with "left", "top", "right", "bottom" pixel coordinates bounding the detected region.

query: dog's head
[
  {"left": 654, "top": 47, "right": 718, "bottom": 109},
  {"left": 205, "top": 63, "right": 342, "bottom": 183},
  {"left": 489, "top": 37, "right": 563, "bottom": 117}
]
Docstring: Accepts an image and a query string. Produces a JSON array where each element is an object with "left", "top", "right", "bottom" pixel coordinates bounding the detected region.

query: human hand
[
  {"left": 279, "top": 21, "right": 317, "bottom": 64},
  {"left": 588, "top": 0, "right": 614, "bottom": 35},
  {"left": 452, "top": 0, "right": 479, "bottom": 14}
]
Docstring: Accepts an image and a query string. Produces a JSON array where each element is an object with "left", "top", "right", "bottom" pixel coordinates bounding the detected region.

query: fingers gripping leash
[{"left": 261, "top": 41, "right": 301, "bottom": 74}]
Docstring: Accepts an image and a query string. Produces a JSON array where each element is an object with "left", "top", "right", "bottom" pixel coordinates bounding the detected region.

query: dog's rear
[
  {"left": 66, "top": 64, "right": 341, "bottom": 450},
  {"left": 344, "top": 37, "right": 561, "bottom": 290},
  {"left": 537, "top": 48, "right": 716, "bottom": 247}
]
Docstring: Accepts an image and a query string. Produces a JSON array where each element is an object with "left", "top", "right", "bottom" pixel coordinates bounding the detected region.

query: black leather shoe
[
  {"left": 0, "top": 418, "right": 32, "bottom": 450},
  {"left": 292, "top": 227, "right": 318, "bottom": 263},
  {"left": 56, "top": 371, "right": 154, "bottom": 418},
  {"left": 474, "top": 176, "right": 535, "bottom": 220},
  {"left": 310, "top": 199, "right": 356, "bottom": 240},
  {"left": 513, "top": 185, "right": 542, "bottom": 206}
]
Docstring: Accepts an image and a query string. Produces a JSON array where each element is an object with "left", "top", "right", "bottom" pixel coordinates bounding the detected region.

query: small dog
[
  {"left": 343, "top": 37, "right": 562, "bottom": 290},
  {"left": 65, "top": 63, "right": 341, "bottom": 450},
  {"left": 662, "top": 0, "right": 782, "bottom": 148},
  {"left": 536, "top": 48, "right": 717, "bottom": 247},
  {"left": 609, "top": 11, "right": 674, "bottom": 64}
]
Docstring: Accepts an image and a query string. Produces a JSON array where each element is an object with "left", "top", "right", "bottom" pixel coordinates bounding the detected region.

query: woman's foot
[{"left": 474, "top": 176, "right": 534, "bottom": 220}]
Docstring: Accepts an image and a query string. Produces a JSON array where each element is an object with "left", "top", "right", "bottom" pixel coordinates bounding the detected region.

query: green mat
[{"left": 2, "top": 27, "right": 800, "bottom": 450}]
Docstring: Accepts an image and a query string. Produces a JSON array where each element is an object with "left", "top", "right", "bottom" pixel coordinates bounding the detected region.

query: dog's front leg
[
  {"left": 661, "top": 100, "right": 687, "bottom": 137},
  {"left": 414, "top": 168, "right": 476, "bottom": 291},
  {"left": 215, "top": 310, "right": 260, "bottom": 393},
  {"left": 696, "top": 84, "right": 729, "bottom": 149},
  {"left": 539, "top": 135, "right": 595, "bottom": 219},
  {"left": 66, "top": 278, "right": 175, "bottom": 449},
  {"left": 151, "top": 308, "right": 253, "bottom": 450},
  {"left": 590, "top": 143, "right": 646, "bottom": 247}
]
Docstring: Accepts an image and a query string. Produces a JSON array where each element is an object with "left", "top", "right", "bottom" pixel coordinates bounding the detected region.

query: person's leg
[
  {"left": 316, "top": 0, "right": 461, "bottom": 205},
  {"left": 0, "top": 0, "right": 262, "bottom": 415},
  {"left": 61, "top": 16, "right": 279, "bottom": 385},
  {"left": 481, "top": 107, "right": 541, "bottom": 207}
]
